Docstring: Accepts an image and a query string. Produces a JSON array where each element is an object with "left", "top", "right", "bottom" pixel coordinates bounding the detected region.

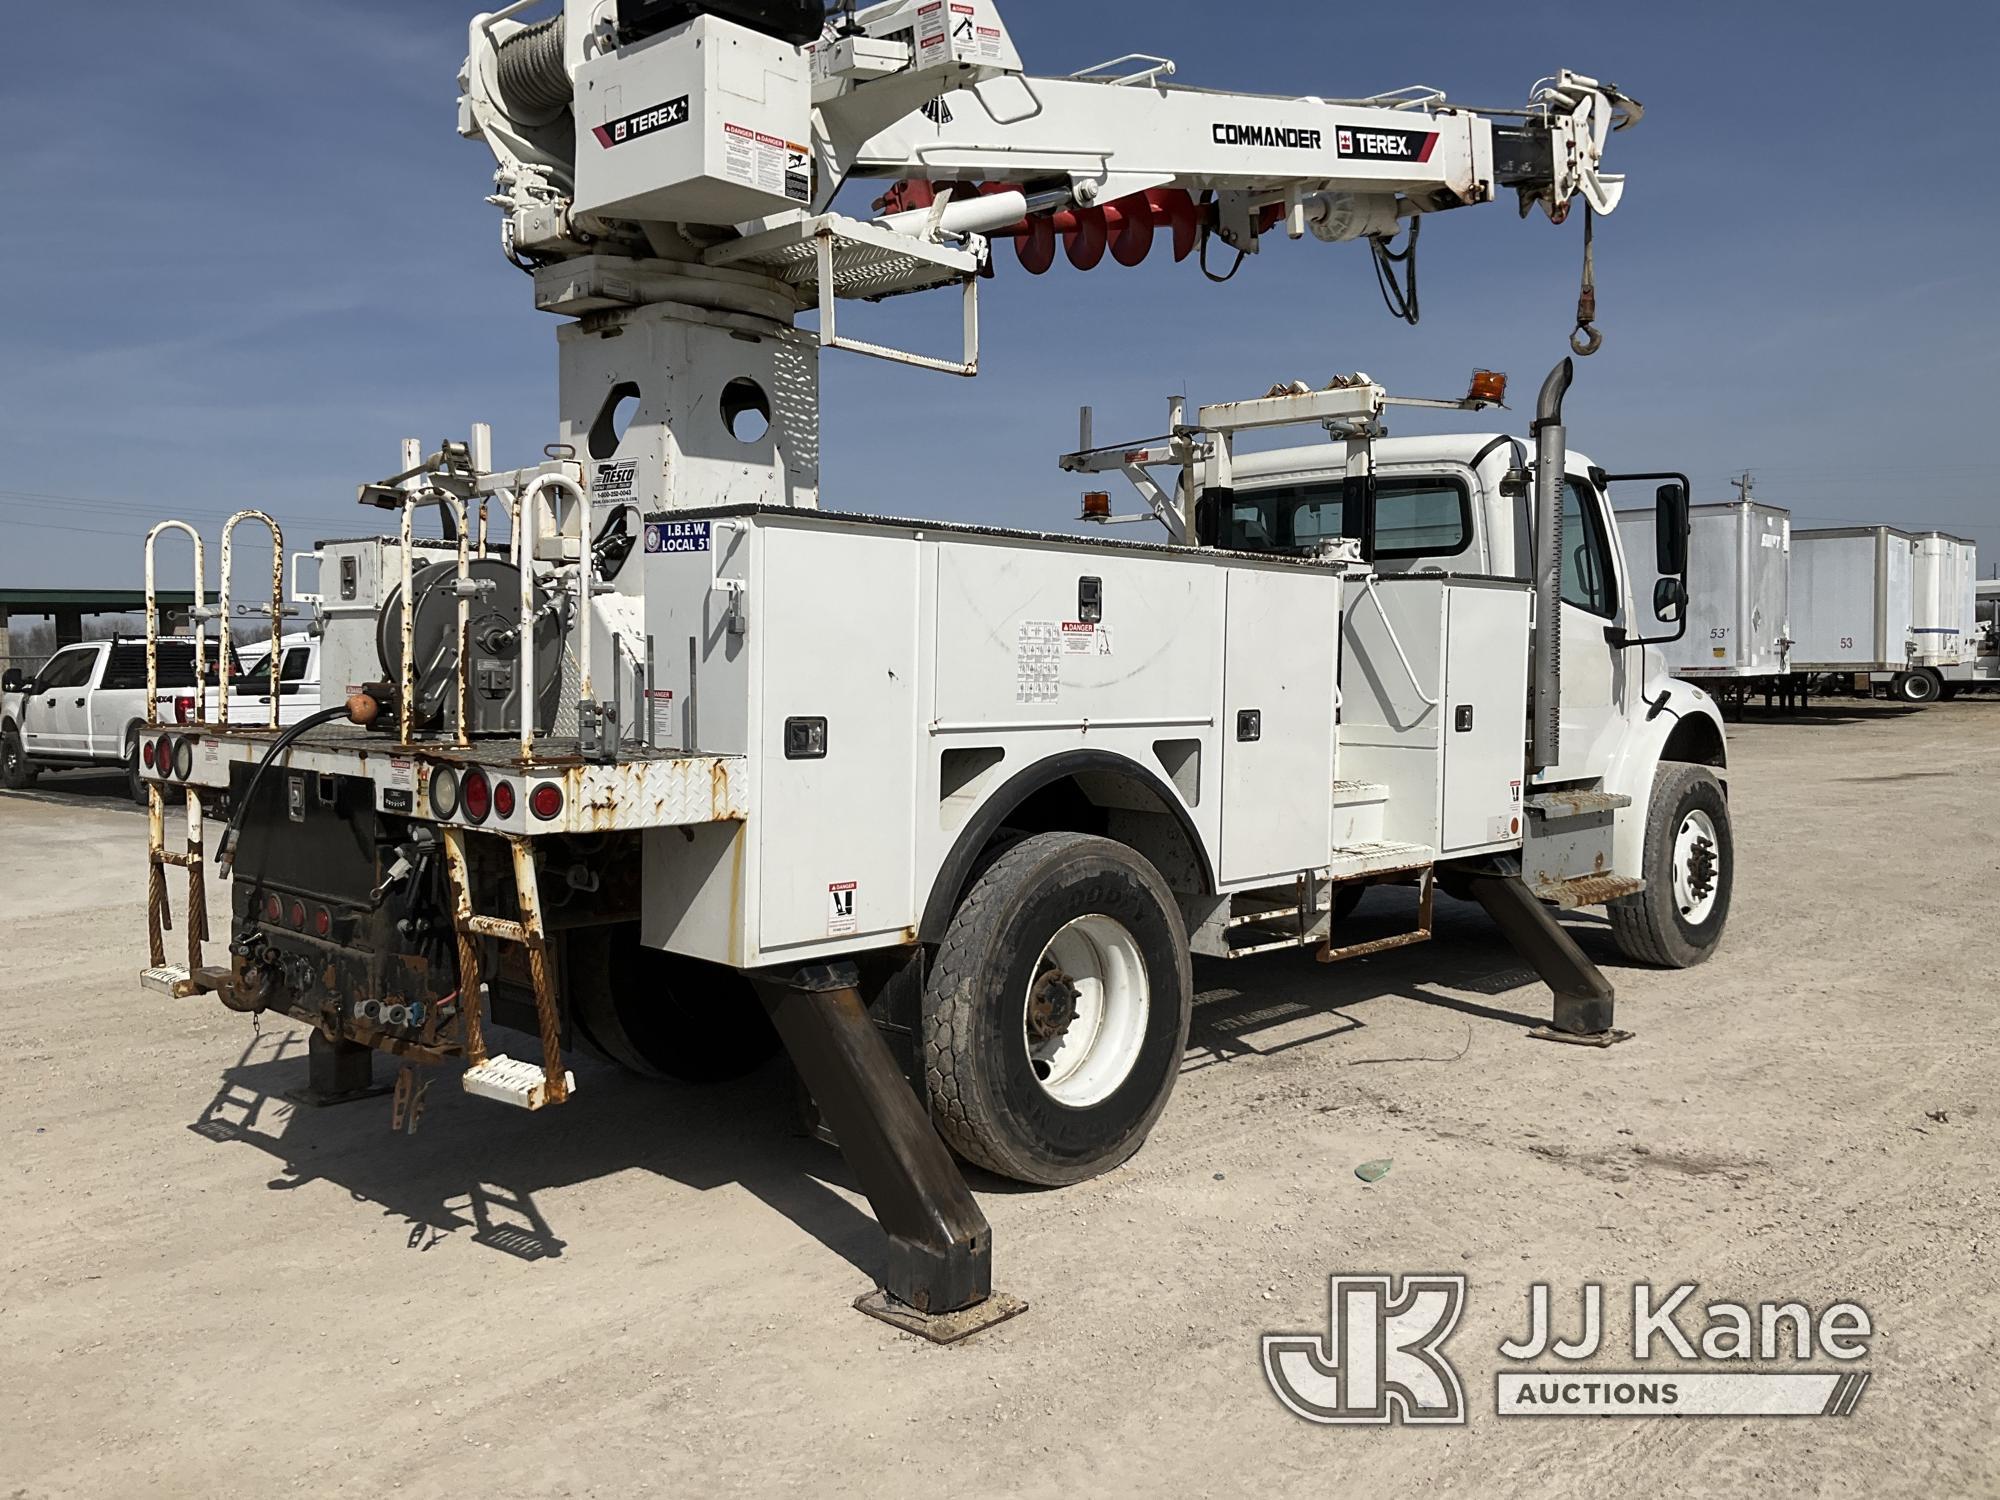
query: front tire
[
  {"left": 1609, "top": 762, "right": 1733, "bottom": 968},
  {"left": 923, "top": 832, "right": 1193, "bottom": 1187},
  {"left": 1, "top": 727, "right": 35, "bottom": 790}
]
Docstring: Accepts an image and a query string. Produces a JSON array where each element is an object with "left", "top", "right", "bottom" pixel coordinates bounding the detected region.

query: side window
[
  {"left": 1560, "top": 479, "right": 1617, "bottom": 618},
  {"left": 1375, "top": 479, "right": 1471, "bottom": 557},
  {"left": 281, "top": 648, "right": 311, "bottom": 682},
  {"left": 36, "top": 649, "right": 96, "bottom": 691}
]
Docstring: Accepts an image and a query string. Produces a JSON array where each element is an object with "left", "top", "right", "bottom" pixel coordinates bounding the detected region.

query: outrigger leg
[
  {"left": 753, "top": 962, "right": 1026, "bottom": 1344},
  {"left": 1460, "top": 869, "right": 1628, "bottom": 1045},
  {"left": 292, "top": 1030, "right": 393, "bottom": 1108}
]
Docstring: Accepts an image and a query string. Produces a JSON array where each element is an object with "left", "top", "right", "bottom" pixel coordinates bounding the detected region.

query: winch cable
[
  {"left": 1570, "top": 204, "right": 1602, "bottom": 356},
  {"left": 213, "top": 706, "right": 355, "bottom": 873}
]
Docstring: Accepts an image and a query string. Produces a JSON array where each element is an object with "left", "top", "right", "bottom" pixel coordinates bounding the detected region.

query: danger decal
[{"left": 594, "top": 95, "right": 691, "bottom": 149}]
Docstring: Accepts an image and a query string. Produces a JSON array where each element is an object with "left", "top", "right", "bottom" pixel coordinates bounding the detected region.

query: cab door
[
  {"left": 23, "top": 646, "right": 99, "bottom": 757},
  {"left": 1536, "top": 477, "right": 1629, "bottom": 787}
]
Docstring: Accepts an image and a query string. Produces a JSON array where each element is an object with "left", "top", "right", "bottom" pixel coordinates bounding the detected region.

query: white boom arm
[{"left": 460, "top": 0, "right": 1637, "bottom": 331}]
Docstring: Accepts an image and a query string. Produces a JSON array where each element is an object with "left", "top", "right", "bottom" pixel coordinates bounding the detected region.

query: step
[
  {"left": 1524, "top": 789, "right": 1632, "bottom": 822},
  {"left": 1325, "top": 840, "right": 1435, "bottom": 880},
  {"left": 1532, "top": 873, "right": 1646, "bottom": 909},
  {"left": 461, "top": 1055, "right": 576, "bottom": 1111},
  {"left": 138, "top": 964, "right": 226, "bottom": 999},
  {"left": 1332, "top": 779, "right": 1390, "bottom": 846}
]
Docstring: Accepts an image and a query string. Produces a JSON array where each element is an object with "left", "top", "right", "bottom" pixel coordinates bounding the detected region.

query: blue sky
[{"left": 3, "top": 0, "right": 1996, "bottom": 595}]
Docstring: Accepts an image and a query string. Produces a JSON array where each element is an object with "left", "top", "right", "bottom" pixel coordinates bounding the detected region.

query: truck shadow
[
  {"left": 182, "top": 893, "right": 1648, "bottom": 1271},
  {"left": 1184, "top": 889, "right": 1640, "bottom": 1068},
  {"left": 188, "top": 1028, "right": 884, "bottom": 1281},
  {"left": 2, "top": 771, "right": 145, "bottom": 814}
]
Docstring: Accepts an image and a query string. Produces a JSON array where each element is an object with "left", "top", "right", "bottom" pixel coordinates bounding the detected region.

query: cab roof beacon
[{"left": 120, "top": 1, "right": 1735, "bottom": 1340}]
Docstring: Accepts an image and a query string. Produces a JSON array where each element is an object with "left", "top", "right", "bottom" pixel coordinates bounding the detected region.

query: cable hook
[{"left": 1570, "top": 204, "right": 1603, "bottom": 356}]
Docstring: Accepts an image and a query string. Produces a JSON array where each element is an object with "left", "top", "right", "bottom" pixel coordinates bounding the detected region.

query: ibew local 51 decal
[
  {"left": 594, "top": 95, "right": 690, "bottom": 148},
  {"left": 1335, "top": 126, "right": 1438, "bottom": 162}
]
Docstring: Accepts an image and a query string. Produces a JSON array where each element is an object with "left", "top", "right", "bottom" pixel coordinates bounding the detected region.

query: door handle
[{"left": 73, "top": 697, "right": 86, "bottom": 708}]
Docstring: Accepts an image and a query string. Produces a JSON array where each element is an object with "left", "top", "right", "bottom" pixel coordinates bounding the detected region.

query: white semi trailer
[
  {"left": 1616, "top": 499, "right": 1791, "bottom": 713},
  {"left": 1792, "top": 527, "right": 1978, "bottom": 703},
  {"left": 131, "top": 0, "right": 1729, "bottom": 1336}
]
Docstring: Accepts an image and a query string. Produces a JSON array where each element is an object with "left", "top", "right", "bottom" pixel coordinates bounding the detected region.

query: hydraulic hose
[{"left": 213, "top": 706, "right": 355, "bottom": 873}]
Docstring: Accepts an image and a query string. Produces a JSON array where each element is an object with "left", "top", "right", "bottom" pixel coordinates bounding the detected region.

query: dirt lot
[{"left": 2, "top": 699, "right": 1995, "bottom": 1499}]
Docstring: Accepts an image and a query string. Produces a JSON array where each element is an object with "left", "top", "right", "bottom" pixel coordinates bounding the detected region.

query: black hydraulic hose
[{"left": 214, "top": 706, "right": 354, "bottom": 873}]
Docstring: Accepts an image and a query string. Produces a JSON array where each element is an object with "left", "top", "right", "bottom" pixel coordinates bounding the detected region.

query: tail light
[
  {"left": 529, "top": 783, "right": 563, "bottom": 821},
  {"left": 313, "top": 906, "right": 333, "bottom": 938},
  {"left": 261, "top": 893, "right": 283, "bottom": 925},
  {"left": 493, "top": 780, "right": 516, "bottom": 820},
  {"left": 287, "top": 899, "right": 307, "bottom": 930},
  {"left": 142, "top": 740, "right": 157, "bottom": 770},
  {"left": 461, "top": 768, "right": 492, "bottom": 825},
  {"left": 154, "top": 734, "right": 174, "bottom": 777},
  {"left": 428, "top": 766, "right": 460, "bottom": 821},
  {"left": 171, "top": 737, "right": 196, "bottom": 781},
  {"left": 174, "top": 695, "right": 194, "bottom": 725}
]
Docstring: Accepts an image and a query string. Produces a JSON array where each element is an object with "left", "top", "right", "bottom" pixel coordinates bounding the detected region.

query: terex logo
[
  {"left": 593, "top": 95, "right": 691, "bottom": 149},
  {"left": 1335, "top": 127, "right": 1440, "bottom": 163},
  {"left": 1263, "top": 1274, "right": 1467, "bottom": 1425}
]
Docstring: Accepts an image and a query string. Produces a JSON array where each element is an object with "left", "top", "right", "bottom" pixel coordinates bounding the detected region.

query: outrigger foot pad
[{"left": 855, "top": 1289, "right": 1030, "bottom": 1345}]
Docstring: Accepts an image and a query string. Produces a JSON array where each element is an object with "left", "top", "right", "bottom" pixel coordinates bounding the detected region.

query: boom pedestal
[{"left": 754, "top": 963, "right": 1025, "bottom": 1342}]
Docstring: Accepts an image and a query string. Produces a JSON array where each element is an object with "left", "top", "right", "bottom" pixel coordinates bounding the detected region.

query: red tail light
[
  {"left": 287, "top": 900, "right": 307, "bottom": 930},
  {"left": 154, "top": 734, "right": 174, "bottom": 777},
  {"left": 174, "top": 695, "right": 194, "bottom": 725},
  {"left": 262, "top": 893, "right": 283, "bottom": 925},
  {"left": 529, "top": 783, "right": 563, "bottom": 821},
  {"left": 461, "top": 768, "right": 492, "bottom": 824},
  {"left": 313, "top": 906, "right": 333, "bottom": 938},
  {"left": 493, "top": 780, "right": 516, "bottom": 820},
  {"left": 142, "top": 740, "right": 157, "bottom": 770}
]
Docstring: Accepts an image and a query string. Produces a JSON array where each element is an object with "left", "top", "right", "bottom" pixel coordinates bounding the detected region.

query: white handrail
[
  {"left": 218, "top": 510, "right": 285, "bottom": 730},
  {"left": 144, "top": 522, "right": 207, "bottom": 726},
  {"left": 516, "top": 474, "right": 588, "bottom": 761}
]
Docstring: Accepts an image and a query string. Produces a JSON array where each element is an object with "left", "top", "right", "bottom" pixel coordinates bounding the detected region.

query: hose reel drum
[{"left": 378, "top": 557, "right": 566, "bottom": 737}]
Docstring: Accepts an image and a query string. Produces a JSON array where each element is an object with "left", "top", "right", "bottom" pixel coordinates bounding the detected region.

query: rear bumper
[{"left": 137, "top": 726, "right": 748, "bottom": 834}]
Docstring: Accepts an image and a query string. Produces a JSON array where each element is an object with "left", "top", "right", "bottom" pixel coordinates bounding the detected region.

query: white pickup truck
[
  {"left": 1, "top": 634, "right": 321, "bottom": 801},
  {"left": 2, "top": 638, "right": 202, "bottom": 801}
]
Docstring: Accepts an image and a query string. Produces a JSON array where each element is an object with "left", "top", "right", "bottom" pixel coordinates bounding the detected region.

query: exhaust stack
[{"left": 1531, "top": 358, "right": 1573, "bottom": 773}]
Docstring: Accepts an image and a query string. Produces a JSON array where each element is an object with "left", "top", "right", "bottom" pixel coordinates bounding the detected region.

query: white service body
[{"left": 1909, "top": 532, "right": 1977, "bottom": 671}]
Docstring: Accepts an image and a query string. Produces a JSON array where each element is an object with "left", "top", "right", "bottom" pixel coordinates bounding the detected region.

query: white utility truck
[
  {"left": 1616, "top": 499, "right": 1793, "bottom": 714},
  {"left": 134, "top": 0, "right": 1730, "bottom": 1337}
]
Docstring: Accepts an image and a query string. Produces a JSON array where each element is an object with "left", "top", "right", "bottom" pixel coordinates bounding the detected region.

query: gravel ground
[{"left": 1, "top": 698, "right": 1995, "bottom": 1498}]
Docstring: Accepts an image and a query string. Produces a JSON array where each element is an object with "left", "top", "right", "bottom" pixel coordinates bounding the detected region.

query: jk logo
[{"left": 1263, "top": 1274, "right": 1468, "bottom": 1425}]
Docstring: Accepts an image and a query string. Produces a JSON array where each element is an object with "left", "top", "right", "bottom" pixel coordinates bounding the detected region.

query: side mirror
[
  {"left": 1653, "top": 577, "right": 1688, "bottom": 624},
  {"left": 1, "top": 669, "right": 22, "bottom": 693},
  {"left": 1655, "top": 483, "right": 1690, "bottom": 576}
]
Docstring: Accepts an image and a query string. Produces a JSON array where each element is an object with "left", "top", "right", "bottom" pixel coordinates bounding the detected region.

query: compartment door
[
  {"left": 1218, "top": 569, "right": 1339, "bottom": 885},
  {"left": 1441, "top": 585, "right": 1532, "bottom": 855}
]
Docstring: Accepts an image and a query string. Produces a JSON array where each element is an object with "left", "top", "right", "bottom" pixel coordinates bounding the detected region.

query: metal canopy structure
[{"left": 0, "top": 587, "right": 200, "bottom": 674}]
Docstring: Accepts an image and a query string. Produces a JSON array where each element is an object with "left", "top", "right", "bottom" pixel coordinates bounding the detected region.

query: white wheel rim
[
  {"left": 1670, "top": 809, "right": 1722, "bottom": 926},
  {"left": 1022, "top": 914, "right": 1150, "bottom": 1108}
]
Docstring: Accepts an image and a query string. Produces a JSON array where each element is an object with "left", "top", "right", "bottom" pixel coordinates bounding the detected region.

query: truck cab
[{"left": 1219, "top": 429, "right": 1730, "bottom": 933}]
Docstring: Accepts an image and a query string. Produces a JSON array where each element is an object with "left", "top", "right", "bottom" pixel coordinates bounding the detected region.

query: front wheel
[
  {"left": 923, "top": 832, "right": 1193, "bottom": 1187},
  {"left": 1, "top": 727, "right": 36, "bottom": 790},
  {"left": 1609, "top": 762, "right": 1733, "bottom": 969}
]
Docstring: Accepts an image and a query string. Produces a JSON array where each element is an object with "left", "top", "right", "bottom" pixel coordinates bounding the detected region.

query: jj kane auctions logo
[{"left": 1264, "top": 1276, "right": 1874, "bottom": 1424}]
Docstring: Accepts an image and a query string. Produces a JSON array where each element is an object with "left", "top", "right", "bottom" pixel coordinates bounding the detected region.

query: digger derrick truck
[{"left": 136, "top": 0, "right": 1731, "bottom": 1338}]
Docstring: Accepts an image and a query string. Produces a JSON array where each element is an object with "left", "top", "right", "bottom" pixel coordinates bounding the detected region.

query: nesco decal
[
  {"left": 1212, "top": 123, "right": 1324, "bottom": 150},
  {"left": 1334, "top": 127, "right": 1439, "bottom": 163},
  {"left": 594, "top": 95, "right": 691, "bottom": 149}
]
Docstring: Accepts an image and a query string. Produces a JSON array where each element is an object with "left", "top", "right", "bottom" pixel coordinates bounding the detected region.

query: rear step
[{"left": 462, "top": 1055, "right": 577, "bottom": 1111}]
